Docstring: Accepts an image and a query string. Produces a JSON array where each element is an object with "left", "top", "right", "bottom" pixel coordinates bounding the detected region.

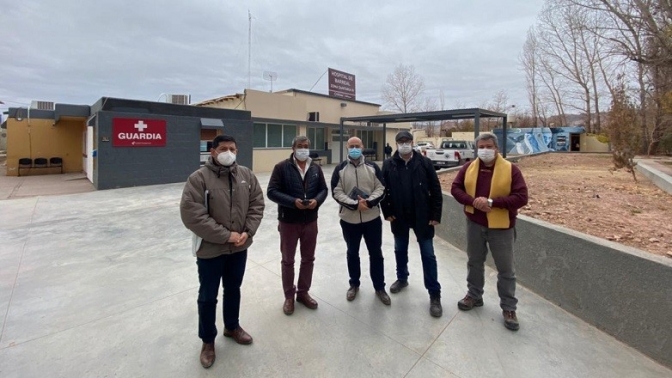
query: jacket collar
[{"left": 206, "top": 156, "right": 237, "bottom": 177}]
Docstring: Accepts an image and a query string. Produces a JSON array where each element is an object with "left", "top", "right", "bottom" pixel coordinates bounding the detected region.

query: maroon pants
[{"left": 279, "top": 221, "right": 318, "bottom": 299}]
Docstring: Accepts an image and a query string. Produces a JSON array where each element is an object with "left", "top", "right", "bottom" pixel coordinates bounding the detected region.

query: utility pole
[{"left": 248, "top": 10, "right": 252, "bottom": 90}]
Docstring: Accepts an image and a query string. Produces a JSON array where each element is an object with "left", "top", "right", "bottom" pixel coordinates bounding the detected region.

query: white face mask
[
  {"left": 294, "top": 148, "right": 310, "bottom": 162},
  {"left": 217, "top": 151, "right": 236, "bottom": 166},
  {"left": 398, "top": 143, "right": 413, "bottom": 155},
  {"left": 477, "top": 148, "right": 496, "bottom": 163}
]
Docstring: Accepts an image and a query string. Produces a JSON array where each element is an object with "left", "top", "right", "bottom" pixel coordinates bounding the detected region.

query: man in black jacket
[
  {"left": 267, "top": 136, "right": 329, "bottom": 315},
  {"left": 381, "top": 131, "right": 444, "bottom": 317}
]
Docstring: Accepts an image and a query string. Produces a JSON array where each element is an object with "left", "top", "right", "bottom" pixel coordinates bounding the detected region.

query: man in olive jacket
[{"left": 180, "top": 135, "right": 265, "bottom": 369}]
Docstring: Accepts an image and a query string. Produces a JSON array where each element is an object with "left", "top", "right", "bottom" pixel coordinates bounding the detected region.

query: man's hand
[
  {"left": 234, "top": 232, "right": 249, "bottom": 247},
  {"left": 386, "top": 216, "right": 396, "bottom": 222},
  {"left": 357, "top": 196, "right": 369, "bottom": 211},
  {"left": 228, "top": 231, "right": 242, "bottom": 244},
  {"left": 429, "top": 220, "right": 439, "bottom": 226},
  {"left": 307, "top": 199, "right": 317, "bottom": 210},
  {"left": 295, "top": 198, "right": 308, "bottom": 209},
  {"left": 473, "top": 197, "right": 492, "bottom": 213}
]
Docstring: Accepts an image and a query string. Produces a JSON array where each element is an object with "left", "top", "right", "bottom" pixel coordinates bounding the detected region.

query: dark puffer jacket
[
  {"left": 381, "top": 151, "right": 442, "bottom": 239},
  {"left": 267, "top": 154, "right": 329, "bottom": 224}
]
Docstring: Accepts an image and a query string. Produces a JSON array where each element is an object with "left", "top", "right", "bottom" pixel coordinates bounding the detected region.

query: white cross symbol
[{"left": 134, "top": 120, "right": 148, "bottom": 132}]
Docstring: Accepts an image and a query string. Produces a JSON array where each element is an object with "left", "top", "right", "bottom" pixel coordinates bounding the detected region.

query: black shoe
[
  {"left": 376, "top": 290, "right": 391, "bottom": 305},
  {"left": 389, "top": 280, "right": 408, "bottom": 294},
  {"left": 430, "top": 296, "right": 443, "bottom": 318},
  {"left": 503, "top": 310, "right": 520, "bottom": 331},
  {"left": 457, "top": 294, "right": 484, "bottom": 311}
]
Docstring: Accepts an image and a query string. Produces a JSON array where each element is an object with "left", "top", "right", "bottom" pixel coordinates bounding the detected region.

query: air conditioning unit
[
  {"left": 30, "top": 101, "right": 55, "bottom": 110},
  {"left": 168, "top": 94, "right": 191, "bottom": 105}
]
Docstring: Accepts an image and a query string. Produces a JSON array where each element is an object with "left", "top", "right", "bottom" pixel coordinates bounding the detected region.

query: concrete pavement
[{"left": 0, "top": 164, "right": 670, "bottom": 377}]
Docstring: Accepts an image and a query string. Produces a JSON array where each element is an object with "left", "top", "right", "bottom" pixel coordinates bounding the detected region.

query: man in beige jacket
[{"left": 180, "top": 135, "right": 265, "bottom": 369}]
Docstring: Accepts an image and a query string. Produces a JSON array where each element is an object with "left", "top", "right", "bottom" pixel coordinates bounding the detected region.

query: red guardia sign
[{"left": 112, "top": 118, "right": 166, "bottom": 147}]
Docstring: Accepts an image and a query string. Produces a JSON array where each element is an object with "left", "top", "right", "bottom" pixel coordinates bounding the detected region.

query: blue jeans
[
  {"left": 197, "top": 250, "right": 247, "bottom": 343},
  {"left": 393, "top": 223, "right": 441, "bottom": 297},
  {"left": 340, "top": 217, "right": 385, "bottom": 291}
]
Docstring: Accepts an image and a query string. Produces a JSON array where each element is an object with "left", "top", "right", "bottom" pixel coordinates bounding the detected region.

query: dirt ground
[{"left": 439, "top": 153, "right": 672, "bottom": 257}]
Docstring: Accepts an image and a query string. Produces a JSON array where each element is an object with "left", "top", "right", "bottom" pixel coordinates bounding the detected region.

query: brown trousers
[{"left": 279, "top": 220, "right": 318, "bottom": 299}]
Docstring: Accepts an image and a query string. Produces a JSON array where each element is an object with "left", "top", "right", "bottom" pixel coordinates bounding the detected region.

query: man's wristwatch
[{"left": 487, "top": 198, "right": 493, "bottom": 207}]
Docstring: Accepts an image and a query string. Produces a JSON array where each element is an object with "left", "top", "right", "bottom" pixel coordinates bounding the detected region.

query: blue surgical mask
[{"left": 348, "top": 148, "right": 362, "bottom": 159}]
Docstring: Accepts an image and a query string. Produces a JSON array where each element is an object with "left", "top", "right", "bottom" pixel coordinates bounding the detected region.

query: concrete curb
[
  {"left": 436, "top": 193, "right": 672, "bottom": 368},
  {"left": 635, "top": 161, "right": 672, "bottom": 195}
]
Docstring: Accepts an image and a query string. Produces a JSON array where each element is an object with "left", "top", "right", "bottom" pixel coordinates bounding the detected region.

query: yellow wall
[
  {"left": 580, "top": 134, "right": 610, "bottom": 152},
  {"left": 253, "top": 149, "right": 294, "bottom": 172},
  {"left": 207, "top": 89, "right": 384, "bottom": 124},
  {"left": 6, "top": 118, "right": 85, "bottom": 176}
]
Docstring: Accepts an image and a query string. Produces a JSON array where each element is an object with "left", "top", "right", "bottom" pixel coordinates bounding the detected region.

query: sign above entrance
[
  {"left": 112, "top": 118, "right": 166, "bottom": 147},
  {"left": 328, "top": 68, "right": 356, "bottom": 101}
]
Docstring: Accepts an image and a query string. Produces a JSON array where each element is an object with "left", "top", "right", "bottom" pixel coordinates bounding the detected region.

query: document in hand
[{"left": 348, "top": 186, "right": 369, "bottom": 200}]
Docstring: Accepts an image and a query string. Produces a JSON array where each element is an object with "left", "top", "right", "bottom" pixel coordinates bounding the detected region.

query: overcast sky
[{"left": 0, "top": 0, "right": 544, "bottom": 113}]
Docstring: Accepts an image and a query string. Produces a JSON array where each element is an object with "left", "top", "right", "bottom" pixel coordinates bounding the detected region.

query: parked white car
[
  {"left": 425, "top": 140, "right": 475, "bottom": 170},
  {"left": 413, "top": 142, "right": 435, "bottom": 153}
]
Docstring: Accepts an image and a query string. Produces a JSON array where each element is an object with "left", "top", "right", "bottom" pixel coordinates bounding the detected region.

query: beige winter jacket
[
  {"left": 180, "top": 158, "right": 265, "bottom": 259},
  {"left": 331, "top": 157, "right": 385, "bottom": 224}
]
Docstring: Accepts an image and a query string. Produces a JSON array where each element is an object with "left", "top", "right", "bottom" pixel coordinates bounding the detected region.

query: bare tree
[
  {"left": 537, "top": 2, "right": 597, "bottom": 132},
  {"left": 566, "top": 0, "right": 672, "bottom": 153},
  {"left": 535, "top": 36, "right": 569, "bottom": 126},
  {"left": 381, "top": 64, "right": 426, "bottom": 113},
  {"left": 521, "top": 27, "right": 540, "bottom": 126},
  {"left": 415, "top": 96, "right": 440, "bottom": 136}
]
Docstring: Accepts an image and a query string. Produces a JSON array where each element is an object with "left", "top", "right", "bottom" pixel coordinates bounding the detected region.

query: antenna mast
[{"left": 247, "top": 10, "right": 252, "bottom": 90}]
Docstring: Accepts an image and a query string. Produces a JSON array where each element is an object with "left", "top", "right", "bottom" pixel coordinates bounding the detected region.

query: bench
[
  {"left": 309, "top": 152, "right": 323, "bottom": 166},
  {"left": 17, "top": 157, "right": 63, "bottom": 176},
  {"left": 363, "top": 148, "right": 377, "bottom": 161}
]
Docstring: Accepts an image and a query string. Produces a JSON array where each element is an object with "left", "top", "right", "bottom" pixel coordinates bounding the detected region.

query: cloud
[{"left": 0, "top": 0, "right": 543, "bottom": 111}]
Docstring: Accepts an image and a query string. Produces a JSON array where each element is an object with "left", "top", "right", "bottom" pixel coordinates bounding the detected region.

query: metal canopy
[
  {"left": 341, "top": 108, "right": 506, "bottom": 124},
  {"left": 338, "top": 108, "right": 509, "bottom": 162}
]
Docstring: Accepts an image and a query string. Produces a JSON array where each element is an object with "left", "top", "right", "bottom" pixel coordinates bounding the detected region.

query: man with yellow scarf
[{"left": 450, "top": 133, "right": 528, "bottom": 331}]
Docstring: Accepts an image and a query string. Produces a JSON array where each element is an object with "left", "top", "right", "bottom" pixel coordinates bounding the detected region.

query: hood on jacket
[{"left": 206, "top": 156, "right": 237, "bottom": 177}]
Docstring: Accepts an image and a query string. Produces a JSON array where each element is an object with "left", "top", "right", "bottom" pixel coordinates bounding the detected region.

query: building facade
[{"left": 196, "top": 89, "right": 410, "bottom": 172}]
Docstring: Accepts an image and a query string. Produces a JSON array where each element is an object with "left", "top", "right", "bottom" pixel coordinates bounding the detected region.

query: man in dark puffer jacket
[{"left": 267, "top": 136, "right": 329, "bottom": 315}]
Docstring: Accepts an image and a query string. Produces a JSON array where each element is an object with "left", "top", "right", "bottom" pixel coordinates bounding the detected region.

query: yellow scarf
[{"left": 464, "top": 154, "right": 512, "bottom": 229}]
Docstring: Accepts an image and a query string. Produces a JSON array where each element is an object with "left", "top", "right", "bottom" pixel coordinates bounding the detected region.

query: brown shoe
[
  {"left": 346, "top": 286, "right": 359, "bottom": 301},
  {"left": 283, "top": 298, "right": 295, "bottom": 315},
  {"left": 199, "top": 342, "right": 215, "bottom": 368},
  {"left": 503, "top": 310, "right": 520, "bottom": 331},
  {"left": 457, "top": 294, "right": 484, "bottom": 311},
  {"left": 296, "top": 292, "right": 318, "bottom": 309},
  {"left": 375, "top": 290, "right": 391, "bottom": 305},
  {"left": 223, "top": 326, "right": 253, "bottom": 345}
]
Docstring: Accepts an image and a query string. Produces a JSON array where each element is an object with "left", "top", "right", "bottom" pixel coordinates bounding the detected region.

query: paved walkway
[
  {"left": 0, "top": 165, "right": 670, "bottom": 377},
  {"left": 0, "top": 164, "right": 94, "bottom": 200}
]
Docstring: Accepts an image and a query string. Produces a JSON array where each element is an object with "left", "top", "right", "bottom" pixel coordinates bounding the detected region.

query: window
[
  {"left": 308, "top": 127, "right": 325, "bottom": 150},
  {"left": 200, "top": 141, "right": 213, "bottom": 153},
  {"left": 356, "top": 130, "right": 375, "bottom": 148},
  {"left": 253, "top": 122, "right": 297, "bottom": 148},
  {"left": 283, "top": 125, "right": 296, "bottom": 147},
  {"left": 308, "top": 112, "right": 320, "bottom": 122},
  {"left": 253, "top": 123, "right": 266, "bottom": 147},
  {"left": 332, "top": 128, "right": 349, "bottom": 142}
]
